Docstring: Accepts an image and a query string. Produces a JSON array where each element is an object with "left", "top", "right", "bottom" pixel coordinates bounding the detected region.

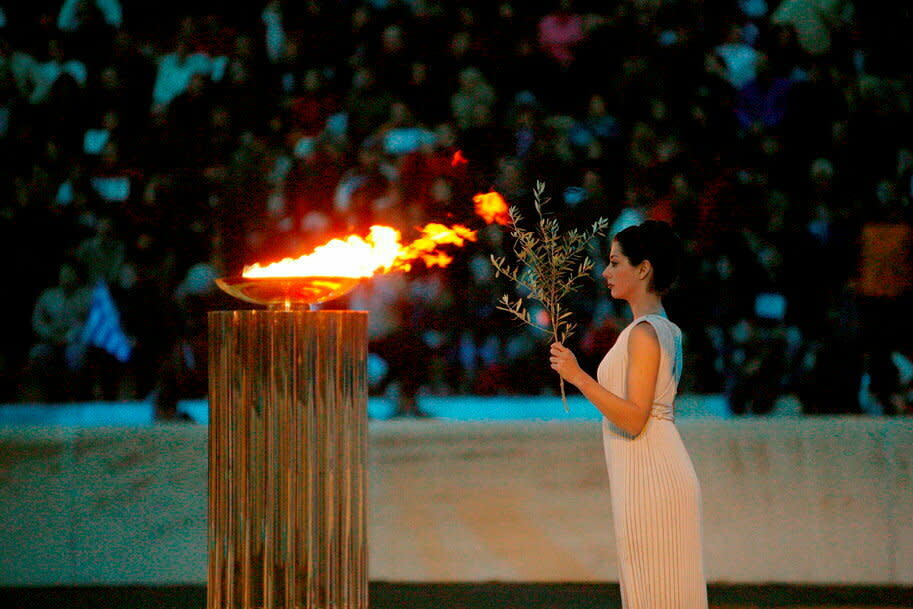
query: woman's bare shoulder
[{"left": 628, "top": 320, "right": 660, "bottom": 348}]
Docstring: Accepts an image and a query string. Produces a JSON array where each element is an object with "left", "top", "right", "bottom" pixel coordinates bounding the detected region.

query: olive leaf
[{"left": 490, "top": 181, "right": 609, "bottom": 411}]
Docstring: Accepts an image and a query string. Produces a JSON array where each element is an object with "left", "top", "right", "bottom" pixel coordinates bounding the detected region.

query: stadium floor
[{"left": 1, "top": 583, "right": 911, "bottom": 609}]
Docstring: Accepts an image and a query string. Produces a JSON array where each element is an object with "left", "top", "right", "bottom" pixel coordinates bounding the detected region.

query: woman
[{"left": 550, "top": 220, "right": 708, "bottom": 609}]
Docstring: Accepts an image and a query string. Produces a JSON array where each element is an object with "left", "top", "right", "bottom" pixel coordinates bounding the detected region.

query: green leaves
[
  {"left": 489, "top": 181, "right": 609, "bottom": 410},
  {"left": 491, "top": 181, "right": 608, "bottom": 341}
]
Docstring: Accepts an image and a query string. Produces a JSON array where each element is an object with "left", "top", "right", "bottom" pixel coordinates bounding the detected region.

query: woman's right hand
[{"left": 550, "top": 342, "right": 584, "bottom": 386}]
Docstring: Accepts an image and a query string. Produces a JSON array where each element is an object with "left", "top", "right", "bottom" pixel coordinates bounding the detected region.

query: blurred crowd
[{"left": 2, "top": 0, "right": 912, "bottom": 417}]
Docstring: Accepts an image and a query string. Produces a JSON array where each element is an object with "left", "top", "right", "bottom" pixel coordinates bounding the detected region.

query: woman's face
[{"left": 602, "top": 240, "right": 646, "bottom": 299}]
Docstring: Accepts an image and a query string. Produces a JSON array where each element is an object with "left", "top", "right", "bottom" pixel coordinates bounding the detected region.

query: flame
[
  {"left": 400, "top": 223, "right": 477, "bottom": 270},
  {"left": 242, "top": 224, "right": 476, "bottom": 279},
  {"left": 451, "top": 150, "right": 468, "bottom": 167},
  {"left": 473, "top": 191, "right": 511, "bottom": 226}
]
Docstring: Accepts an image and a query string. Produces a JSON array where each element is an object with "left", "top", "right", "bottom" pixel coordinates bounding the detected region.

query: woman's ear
[{"left": 639, "top": 261, "right": 652, "bottom": 279}]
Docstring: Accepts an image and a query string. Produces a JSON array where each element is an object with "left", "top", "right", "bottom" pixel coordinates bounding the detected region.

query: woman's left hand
[{"left": 550, "top": 342, "right": 583, "bottom": 386}]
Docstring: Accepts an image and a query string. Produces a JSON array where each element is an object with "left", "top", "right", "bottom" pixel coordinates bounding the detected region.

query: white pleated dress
[{"left": 598, "top": 313, "right": 708, "bottom": 609}]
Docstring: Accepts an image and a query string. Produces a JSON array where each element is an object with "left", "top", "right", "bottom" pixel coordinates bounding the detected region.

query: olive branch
[{"left": 490, "top": 181, "right": 609, "bottom": 411}]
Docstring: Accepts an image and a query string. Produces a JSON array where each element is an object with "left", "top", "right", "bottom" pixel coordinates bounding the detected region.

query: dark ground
[{"left": 1, "top": 583, "right": 911, "bottom": 609}]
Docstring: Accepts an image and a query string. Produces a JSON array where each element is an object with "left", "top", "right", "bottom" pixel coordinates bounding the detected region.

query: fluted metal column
[{"left": 207, "top": 311, "right": 368, "bottom": 609}]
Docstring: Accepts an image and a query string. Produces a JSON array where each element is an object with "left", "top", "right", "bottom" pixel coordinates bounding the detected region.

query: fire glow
[
  {"left": 242, "top": 223, "right": 477, "bottom": 279},
  {"left": 473, "top": 191, "right": 511, "bottom": 226},
  {"left": 451, "top": 150, "right": 468, "bottom": 167}
]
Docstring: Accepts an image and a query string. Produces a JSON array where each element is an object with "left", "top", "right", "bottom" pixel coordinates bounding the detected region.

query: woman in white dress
[{"left": 550, "top": 220, "right": 708, "bottom": 609}]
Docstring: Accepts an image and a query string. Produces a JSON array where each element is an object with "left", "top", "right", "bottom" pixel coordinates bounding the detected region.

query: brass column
[{"left": 207, "top": 310, "right": 368, "bottom": 609}]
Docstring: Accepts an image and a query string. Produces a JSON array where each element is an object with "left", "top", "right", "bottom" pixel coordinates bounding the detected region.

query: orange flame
[
  {"left": 242, "top": 224, "right": 477, "bottom": 279},
  {"left": 401, "top": 223, "right": 477, "bottom": 270},
  {"left": 451, "top": 150, "right": 468, "bottom": 167},
  {"left": 473, "top": 191, "right": 511, "bottom": 226}
]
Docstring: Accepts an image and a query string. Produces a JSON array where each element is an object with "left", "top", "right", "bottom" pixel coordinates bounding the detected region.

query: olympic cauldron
[{"left": 208, "top": 224, "right": 475, "bottom": 609}]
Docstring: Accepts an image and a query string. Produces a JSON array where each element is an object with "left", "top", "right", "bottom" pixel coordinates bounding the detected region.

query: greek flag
[{"left": 81, "top": 281, "right": 132, "bottom": 363}]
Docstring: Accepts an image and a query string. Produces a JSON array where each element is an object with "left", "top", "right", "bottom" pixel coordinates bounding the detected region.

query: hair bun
[
  {"left": 614, "top": 220, "right": 683, "bottom": 295},
  {"left": 639, "top": 219, "right": 677, "bottom": 240}
]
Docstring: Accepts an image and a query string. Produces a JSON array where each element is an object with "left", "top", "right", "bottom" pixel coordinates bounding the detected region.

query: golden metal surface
[
  {"left": 215, "top": 276, "right": 362, "bottom": 309},
  {"left": 208, "top": 311, "right": 368, "bottom": 609}
]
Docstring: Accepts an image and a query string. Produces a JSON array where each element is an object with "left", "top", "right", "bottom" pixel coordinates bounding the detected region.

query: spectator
[
  {"left": 261, "top": 0, "right": 286, "bottom": 65},
  {"left": 75, "top": 214, "right": 125, "bottom": 284},
  {"left": 22, "top": 259, "right": 92, "bottom": 401},
  {"left": 57, "top": 0, "right": 123, "bottom": 32},
  {"left": 10, "top": 38, "right": 87, "bottom": 105},
  {"left": 450, "top": 66, "right": 496, "bottom": 131},
  {"left": 856, "top": 180, "right": 913, "bottom": 414},
  {"left": 402, "top": 61, "right": 449, "bottom": 126},
  {"left": 345, "top": 66, "right": 395, "bottom": 146},
  {"left": 609, "top": 184, "right": 648, "bottom": 239},
  {"left": 735, "top": 54, "right": 794, "bottom": 130},
  {"left": 725, "top": 317, "right": 790, "bottom": 415},
  {"left": 771, "top": 0, "right": 851, "bottom": 57},
  {"left": 153, "top": 273, "right": 214, "bottom": 420},
  {"left": 714, "top": 25, "right": 759, "bottom": 90},
  {"left": 537, "top": 0, "right": 585, "bottom": 68},
  {"left": 4, "top": 2, "right": 913, "bottom": 412},
  {"left": 151, "top": 38, "right": 217, "bottom": 113}
]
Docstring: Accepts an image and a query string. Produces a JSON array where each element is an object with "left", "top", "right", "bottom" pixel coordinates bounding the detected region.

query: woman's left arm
[{"left": 550, "top": 322, "right": 660, "bottom": 436}]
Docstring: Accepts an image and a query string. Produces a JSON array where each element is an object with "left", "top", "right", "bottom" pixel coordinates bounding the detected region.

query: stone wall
[{"left": 0, "top": 418, "right": 910, "bottom": 586}]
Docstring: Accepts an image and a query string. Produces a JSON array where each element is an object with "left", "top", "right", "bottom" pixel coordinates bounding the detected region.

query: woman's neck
[{"left": 628, "top": 295, "right": 665, "bottom": 320}]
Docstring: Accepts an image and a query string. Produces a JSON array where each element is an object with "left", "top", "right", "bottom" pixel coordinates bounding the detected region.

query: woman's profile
[{"left": 550, "top": 220, "right": 708, "bottom": 608}]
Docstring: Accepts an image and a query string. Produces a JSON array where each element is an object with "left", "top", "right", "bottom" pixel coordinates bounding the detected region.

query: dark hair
[{"left": 613, "top": 220, "right": 683, "bottom": 295}]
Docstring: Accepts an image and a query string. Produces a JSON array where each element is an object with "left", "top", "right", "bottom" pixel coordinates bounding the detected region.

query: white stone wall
[{"left": 0, "top": 418, "right": 910, "bottom": 586}]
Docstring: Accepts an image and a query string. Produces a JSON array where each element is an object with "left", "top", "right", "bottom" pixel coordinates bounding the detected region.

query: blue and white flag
[{"left": 81, "top": 281, "right": 133, "bottom": 363}]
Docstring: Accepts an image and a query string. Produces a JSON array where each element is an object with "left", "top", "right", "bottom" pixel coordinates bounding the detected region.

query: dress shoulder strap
[{"left": 629, "top": 314, "right": 681, "bottom": 383}]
